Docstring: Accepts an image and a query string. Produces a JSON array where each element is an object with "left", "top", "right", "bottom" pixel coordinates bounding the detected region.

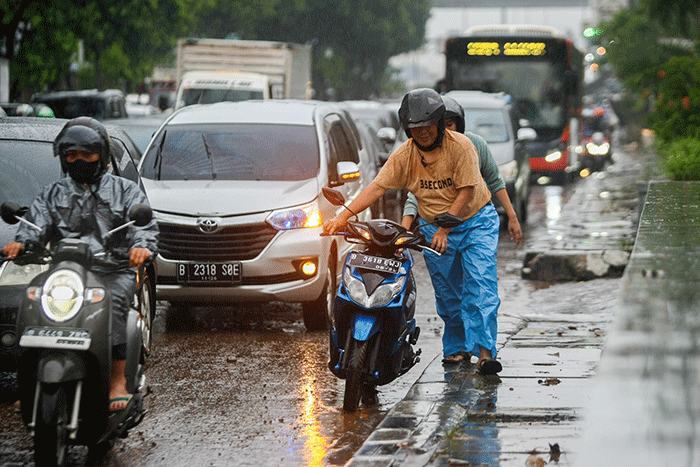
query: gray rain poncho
[{"left": 15, "top": 173, "right": 159, "bottom": 349}]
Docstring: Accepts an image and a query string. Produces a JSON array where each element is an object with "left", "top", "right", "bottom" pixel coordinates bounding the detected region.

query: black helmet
[
  {"left": 54, "top": 117, "right": 110, "bottom": 177},
  {"left": 398, "top": 88, "right": 446, "bottom": 148},
  {"left": 441, "top": 95, "right": 465, "bottom": 134}
]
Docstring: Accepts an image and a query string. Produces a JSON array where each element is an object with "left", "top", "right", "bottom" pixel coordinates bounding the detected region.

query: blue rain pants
[{"left": 419, "top": 203, "right": 500, "bottom": 359}]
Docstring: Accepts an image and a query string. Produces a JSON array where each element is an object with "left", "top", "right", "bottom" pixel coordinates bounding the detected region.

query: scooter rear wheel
[
  {"left": 34, "top": 384, "right": 69, "bottom": 467},
  {"left": 343, "top": 339, "right": 369, "bottom": 412}
]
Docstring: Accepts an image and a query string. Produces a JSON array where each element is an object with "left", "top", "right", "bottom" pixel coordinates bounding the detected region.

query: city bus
[{"left": 442, "top": 25, "right": 584, "bottom": 182}]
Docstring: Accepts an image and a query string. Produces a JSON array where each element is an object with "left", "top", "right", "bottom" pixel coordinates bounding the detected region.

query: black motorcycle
[{"left": 1, "top": 201, "right": 153, "bottom": 466}]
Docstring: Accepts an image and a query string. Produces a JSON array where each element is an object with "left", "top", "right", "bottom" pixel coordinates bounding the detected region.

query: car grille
[{"left": 158, "top": 222, "right": 278, "bottom": 261}]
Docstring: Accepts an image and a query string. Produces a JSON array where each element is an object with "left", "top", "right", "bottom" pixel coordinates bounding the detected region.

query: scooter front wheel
[
  {"left": 34, "top": 383, "right": 69, "bottom": 467},
  {"left": 343, "top": 339, "right": 369, "bottom": 412}
]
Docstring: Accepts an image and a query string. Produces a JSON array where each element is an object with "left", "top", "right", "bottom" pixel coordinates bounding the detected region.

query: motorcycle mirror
[
  {"left": 128, "top": 204, "right": 153, "bottom": 227},
  {"left": 1, "top": 202, "right": 21, "bottom": 225},
  {"left": 434, "top": 213, "right": 463, "bottom": 229},
  {"left": 322, "top": 187, "right": 346, "bottom": 206}
]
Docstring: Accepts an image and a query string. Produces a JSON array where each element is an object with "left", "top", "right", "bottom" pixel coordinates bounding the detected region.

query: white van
[{"left": 174, "top": 70, "right": 270, "bottom": 109}]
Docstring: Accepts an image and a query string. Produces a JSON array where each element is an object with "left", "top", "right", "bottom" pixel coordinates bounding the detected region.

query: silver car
[
  {"left": 445, "top": 90, "right": 536, "bottom": 224},
  {"left": 137, "top": 100, "right": 373, "bottom": 330}
]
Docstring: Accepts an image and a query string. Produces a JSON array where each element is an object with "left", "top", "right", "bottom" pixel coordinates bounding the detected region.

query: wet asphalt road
[{"left": 0, "top": 180, "right": 579, "bottom": 467}]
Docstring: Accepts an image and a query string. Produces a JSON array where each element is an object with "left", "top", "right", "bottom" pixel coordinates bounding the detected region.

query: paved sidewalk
[{"left": 347, "top": 148, "right": 656, "bottom": 467}]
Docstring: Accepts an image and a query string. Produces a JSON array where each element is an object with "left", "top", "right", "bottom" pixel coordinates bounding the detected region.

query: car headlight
[
  {"left": 40, "top": 270, "right": 86, "bottom": 322},
  {"left": 498, "top": 160, "right": 518, "bottom": 181},
  {"left": 0, "top": 261, "right": 49, "bottom": 286},
  {"left": 267, "top": 202, "right": 322, "bottom": 230},
  {"left": 344, "top": 268, "right": 406, "bottom": 308}
]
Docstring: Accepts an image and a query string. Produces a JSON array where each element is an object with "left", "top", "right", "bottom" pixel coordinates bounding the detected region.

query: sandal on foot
[
  {"left": 478, "top": 358, "right": 502, "bottom": 375},
  {"left": 109, "top": 395, "right": 133, "bottom": 412},
  {"left": 442, "top": 353, "right": 466, "bottom": 364}
]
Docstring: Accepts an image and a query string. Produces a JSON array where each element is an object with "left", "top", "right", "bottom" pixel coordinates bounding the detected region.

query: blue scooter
[{"left": 321, "top": 188, "right": 463, "bottom": 412}]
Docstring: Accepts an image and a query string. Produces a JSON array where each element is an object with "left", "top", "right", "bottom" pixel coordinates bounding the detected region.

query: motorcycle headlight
[
  {"left": 266, "top": 202, "right": 322, "bottom": 230},
  {"left": 41, "top": 270, "right": 84, "bottom": 322},
  {"left": 0, "top": 261, "right": 49, "bottom": 286},
  {"left": 344, "top": 268, "right": 406, "bottom": 308}
]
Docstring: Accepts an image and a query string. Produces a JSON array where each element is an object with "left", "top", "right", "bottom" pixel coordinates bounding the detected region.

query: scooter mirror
[
  {"left": 322, "top": 187, "right": 346, "bottom": 207},
  {"left": 1, "top": 202, "right": 22, "bottom": 225},
  {"left": 128, "top": 204, "right": 153, "bottom": 227},
  {"left": 434, "top": 212, "right": 463, "bottom": 229}
]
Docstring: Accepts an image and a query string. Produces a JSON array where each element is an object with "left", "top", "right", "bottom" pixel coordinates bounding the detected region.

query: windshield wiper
[
  {"left": 201, "top": 133, "right": 217, "bottom": 180},
  {"left": 153, "top": 130, "right": 167, "bottom": 180}
]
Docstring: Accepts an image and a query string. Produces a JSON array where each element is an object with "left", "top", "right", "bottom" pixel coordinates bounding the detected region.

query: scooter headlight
[
  {"left": 344, "top": 268, "right": 406, "bottom": 308},
  {"left": 41, "top": 270, "right": 84, "bottom": 322}
]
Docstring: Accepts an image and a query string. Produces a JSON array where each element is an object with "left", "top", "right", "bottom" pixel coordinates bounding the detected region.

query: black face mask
[{"left": 67, "top": 159, "right": 102, "bottom": 185}]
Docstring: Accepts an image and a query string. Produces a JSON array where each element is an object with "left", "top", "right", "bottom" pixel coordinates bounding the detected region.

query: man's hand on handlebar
[
  {"left": 2, "top": 242, "right": 24, "bottom": 259},
  {"left": 129, "top": 248, "right": 152, "bottom": 268},
  {"left": 323, "top": 216, "right": 347, "bottom": 236}
]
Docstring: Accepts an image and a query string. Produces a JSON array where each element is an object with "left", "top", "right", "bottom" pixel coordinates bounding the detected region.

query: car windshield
[
  {"left": 181, "top": 89, "right": 265, "bottom": 106},
  {"left": 0, "top": 140, "right": 60, "bottom": 207},
  {"left": 463, "top": 109, "right": 509, "bottom": 144},
  {"left": 140, "top": 123, "right": 320, "bottom": 181}
]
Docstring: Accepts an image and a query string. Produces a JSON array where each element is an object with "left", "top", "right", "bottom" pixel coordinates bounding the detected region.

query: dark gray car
[{"left": 0, "top": 117, "right": 156, "bottom": 370}]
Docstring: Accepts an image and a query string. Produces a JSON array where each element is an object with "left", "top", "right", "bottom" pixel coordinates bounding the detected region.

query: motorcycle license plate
[
  {"left": 20, "top": 327, "right": 91, "bottom": 350},
  {"left": 348, "top": 252, "right": 401, "bottom": 274},
  {"left": 177, "top": 262, "right": 241, "bottom": 283}
]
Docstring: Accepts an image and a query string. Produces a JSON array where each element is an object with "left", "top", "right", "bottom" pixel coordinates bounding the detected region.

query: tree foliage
[{"left": 1, "top": 0, "right": 430, "bottom": 100}]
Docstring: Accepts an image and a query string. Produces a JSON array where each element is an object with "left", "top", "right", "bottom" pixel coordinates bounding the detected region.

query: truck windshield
[
  {"left": 140, "top": 123, "right": 320, "bottom": 182},
  {"left": 181, "top": 88, "right": 265, "bottom": 106}
]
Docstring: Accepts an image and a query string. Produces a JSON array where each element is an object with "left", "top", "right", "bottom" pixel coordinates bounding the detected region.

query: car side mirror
[
  {"left": 377, "top": 127, "right": 396, "bottom": 145},
  {"left": 517, "top": 127, "right": 537, "bottom": 141},
  {"left": 333, "top": 161, "right": 361, "bottom": 186}
]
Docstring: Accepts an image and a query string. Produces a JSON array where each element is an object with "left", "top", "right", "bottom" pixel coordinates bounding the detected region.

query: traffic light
[{"left": 583, "top": 27, "right": 602, "bottom": 38}]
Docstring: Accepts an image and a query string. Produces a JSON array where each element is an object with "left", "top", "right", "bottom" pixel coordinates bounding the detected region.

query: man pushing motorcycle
[
  {"left": 2, "top": 116, "right": 159, "bottom": 410},
  {"left": 323, "top": 88, "right": 502, "bottom": 375}
]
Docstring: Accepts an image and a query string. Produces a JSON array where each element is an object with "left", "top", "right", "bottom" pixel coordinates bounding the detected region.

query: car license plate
[
  {"left": 177, "top": 262, "right": 241, "bottom": 283},
  {"left": 20, "top": 327, "right": 91, "bottom": 350},
  {"left": 347, "top": 252, "right": 401, "bottom": 274}
]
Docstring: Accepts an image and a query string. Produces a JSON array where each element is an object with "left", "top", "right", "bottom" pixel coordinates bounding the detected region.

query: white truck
[{"left": 175, "top": 38, "right": 312, "bottom": 108}]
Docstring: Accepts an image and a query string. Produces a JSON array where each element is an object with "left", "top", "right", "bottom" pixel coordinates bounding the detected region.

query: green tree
[
  {"left": 193, "top": 0, "right": 431, "bottom": 99},
  {"left": 1, "top": 0, "right": 79, "bottom": 100}
]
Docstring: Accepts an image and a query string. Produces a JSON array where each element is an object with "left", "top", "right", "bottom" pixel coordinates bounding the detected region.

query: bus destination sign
[{"left": 467, "top": 41, "right": 546, "bottom": 57}]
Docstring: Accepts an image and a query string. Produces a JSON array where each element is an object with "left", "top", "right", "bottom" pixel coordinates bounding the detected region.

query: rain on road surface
[{"left": 0, "top": 180, "right": 599, "bottom": 467}]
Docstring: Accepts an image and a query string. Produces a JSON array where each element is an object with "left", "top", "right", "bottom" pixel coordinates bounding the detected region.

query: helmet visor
[
  {"left": 57, "top": 125, "right": 103, "bottom": 157},
  {"left": 405, "top": 118, "right": 440, "bottom": 129}
]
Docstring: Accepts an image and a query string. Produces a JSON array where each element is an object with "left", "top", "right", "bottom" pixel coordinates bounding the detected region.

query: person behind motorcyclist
[
  {"left": 324, "top": 88, "right": 502, "bottom": 374},
  {"left": 402, "top": 95, "right": 522, "bottom": 246},
  {"left": 2, "top": 117, "right": 159, "bottom": 411}
]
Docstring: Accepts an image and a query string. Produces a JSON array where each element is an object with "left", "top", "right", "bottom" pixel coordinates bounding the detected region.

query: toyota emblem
[{"left": 197, "top": 217, "right": 221, "bottom": 234}]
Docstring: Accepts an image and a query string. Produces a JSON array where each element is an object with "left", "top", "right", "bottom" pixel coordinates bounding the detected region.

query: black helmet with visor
[
  {"left": 54, "top": 117, "right": 110, "bottom": 183},
  {"left": 398, "top": 88, "right": 446, "bottom": 151}
]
